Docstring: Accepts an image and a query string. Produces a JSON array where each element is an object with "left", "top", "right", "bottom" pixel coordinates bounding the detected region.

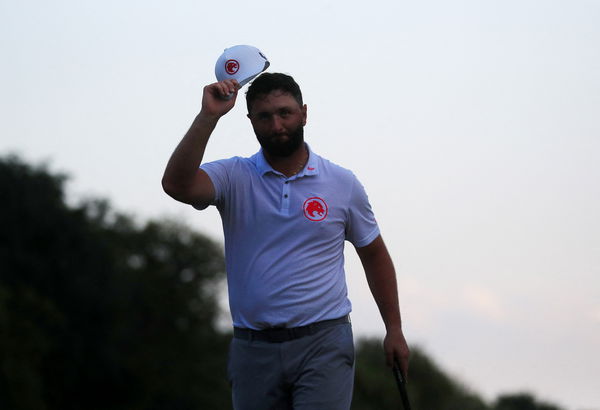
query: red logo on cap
[
  {"left": 225, "top": 59, "right": 239, "bottom": 75},
  {"left": 303, "top": 197, "right": 328, "bottom": 222}
]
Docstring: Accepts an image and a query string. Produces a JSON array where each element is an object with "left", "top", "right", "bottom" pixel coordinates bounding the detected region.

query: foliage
[
  {"left": 0, "top": 155, "right": 230, "bottom": 410},
  {"left": 493, "top": 393, "right": 565, "bottom": 410},
  {"left": 351, "top": 338, "right": 565, "bottom": 410},
  {"left": 352, "top": 339, "right": 488, "bottom": 410}
]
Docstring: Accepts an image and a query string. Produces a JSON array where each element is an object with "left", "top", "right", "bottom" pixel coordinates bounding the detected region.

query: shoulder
[
  {"left": 314, "top": 153, "right": 360, "bottom": 185},
  {"left": 313, "top": 153, "right": 374, "bottom": 204},
  {"left": 201, "top": 154, "right": 258, "bottom": 175}
]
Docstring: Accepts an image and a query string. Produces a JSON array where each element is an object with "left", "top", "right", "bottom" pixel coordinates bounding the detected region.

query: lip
[{"left": 271, "top": 134, "right": 290, "bottom": 142}]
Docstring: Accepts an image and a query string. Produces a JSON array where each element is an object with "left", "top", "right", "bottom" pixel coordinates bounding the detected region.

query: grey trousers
[{"left": 227, "top": 322, "right": 355, "bottom": 410}]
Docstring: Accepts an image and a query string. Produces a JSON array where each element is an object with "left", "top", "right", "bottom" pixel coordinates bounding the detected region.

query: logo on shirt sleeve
[{"left": 303, "top": 197, "right": 328, "bottom": 221}]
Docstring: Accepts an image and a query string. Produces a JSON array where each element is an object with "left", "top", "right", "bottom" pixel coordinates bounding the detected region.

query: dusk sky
[{"left": 2, "top": 1, "right": 599, "bottom": 408}]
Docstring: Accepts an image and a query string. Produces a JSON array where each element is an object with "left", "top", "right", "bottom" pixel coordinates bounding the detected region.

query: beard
[{"left": 255, "top": 124, "right": 304, "bottom": 158}]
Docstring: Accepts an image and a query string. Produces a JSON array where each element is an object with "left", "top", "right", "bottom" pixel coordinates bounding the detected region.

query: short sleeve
[
  {"left": 345, "top": 175, "right": 380, "bottom": 247},
  {"left": 197, "top": 158, "right": 235, "bottom": 208}
]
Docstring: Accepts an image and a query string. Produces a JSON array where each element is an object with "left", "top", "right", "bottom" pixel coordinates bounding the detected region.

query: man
[{"left": 162, "top": 73, "right": 409, "bottom": 409}]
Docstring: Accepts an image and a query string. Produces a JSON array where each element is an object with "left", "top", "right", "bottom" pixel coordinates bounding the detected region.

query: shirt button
[
  {"left": 284, "top": 194, "right": 288, "bottom": 198},
  {"left": 285, "top": 181, "right": 289, "bottom": 184}
]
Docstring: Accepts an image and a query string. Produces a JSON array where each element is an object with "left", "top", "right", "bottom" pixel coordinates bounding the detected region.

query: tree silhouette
[
  {"left": 352, "top": 339, "right": 488, "bottom": 410},
  {"left": 493, "top": 393, "right": 564, "bottom": 410},
  {"left": 0, "top": 155, "right": 230, "bottom": 410}
]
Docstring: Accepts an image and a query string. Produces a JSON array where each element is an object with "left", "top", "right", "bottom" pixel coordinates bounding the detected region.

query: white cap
[{"left": 215, "top": 45, "right": 270, "bottom": 87}]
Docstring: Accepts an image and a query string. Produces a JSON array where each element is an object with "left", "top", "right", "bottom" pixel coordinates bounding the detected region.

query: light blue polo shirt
[{"left": 200, "top": 146, "right": 380, "bottom": 330}]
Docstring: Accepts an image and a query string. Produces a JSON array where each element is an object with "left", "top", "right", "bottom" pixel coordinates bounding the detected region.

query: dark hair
[{"left": 246, "top": 72, "right": 303, "bottom": 113}]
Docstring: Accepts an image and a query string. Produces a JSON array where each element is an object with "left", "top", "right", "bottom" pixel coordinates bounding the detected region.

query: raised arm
[
  {"left": 161, "top": 79, "right": 239, "bottom": 209},
  {"left": 355, "top": 235, "right": 410, "bottom": 378}
]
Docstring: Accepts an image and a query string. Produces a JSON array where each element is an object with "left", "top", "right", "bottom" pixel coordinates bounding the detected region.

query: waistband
[{"left": 233, "top": 315, "right": 351, "bottom": 343}]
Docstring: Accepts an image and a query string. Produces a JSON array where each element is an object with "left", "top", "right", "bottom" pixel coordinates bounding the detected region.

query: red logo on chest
[{"left": 303, "top": 197, "right": 328, "bottom": 221}]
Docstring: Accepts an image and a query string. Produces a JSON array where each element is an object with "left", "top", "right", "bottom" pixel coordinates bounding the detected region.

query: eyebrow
[{"left": 251, "top": 105, "right": 297, "bottom": 117}]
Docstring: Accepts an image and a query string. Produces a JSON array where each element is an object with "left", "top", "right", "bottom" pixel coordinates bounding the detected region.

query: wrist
[
  {"left": 385, "top": 320, "right": 403, "bottom": 334},
  {"left": 195, "top": 111, "right": 221, "bottom": 127}
]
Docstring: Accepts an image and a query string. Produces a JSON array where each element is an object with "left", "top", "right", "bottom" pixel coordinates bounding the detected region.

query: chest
[{"left": 223, "top": 173, "right": 351, "bottom": 236}]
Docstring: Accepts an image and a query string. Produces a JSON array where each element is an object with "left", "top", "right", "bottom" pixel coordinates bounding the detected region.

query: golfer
[{"left": 162, "top": 72, "right": 409, "bottom": 409}]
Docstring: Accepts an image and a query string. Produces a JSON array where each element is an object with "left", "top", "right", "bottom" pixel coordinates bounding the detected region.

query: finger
[
  {"left": 218, "top": 80, "right": 239, "bottom": 97},
  {"left": 223, "top": 79, "right": 240, "bottom": 92},
  {"left": 218, "top": 84, "right": 237, "bottom": 101},
  {"left": 205, "top": 83, "right": 225, "bottom": 99},
  {"left": 215, "top": 82, "right": 230, "bottom": 98},
  {"left": 397, "top": 352, "right": 409, "bottom": 380}
]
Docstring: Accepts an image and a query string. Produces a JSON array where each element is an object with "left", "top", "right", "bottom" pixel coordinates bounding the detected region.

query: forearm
[
  {"left": 163, "top": 80, "right": 238, "bottom": 198},
  {"left": 357, "top": 236, "right": 403, "bottom": 330},
  {"left": 363, "top": 245, "right": 402, "bottom": 332},
  {"left": 357, "top": 236, "right": 409, "bottom": 372},
  {"left": 162, "top": 113, "right": 218, "bottom": 194}
]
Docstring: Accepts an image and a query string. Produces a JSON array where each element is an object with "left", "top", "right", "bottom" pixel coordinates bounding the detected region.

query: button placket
[{"left": 281, "top": 179, "right": 291, "bottom": 213}]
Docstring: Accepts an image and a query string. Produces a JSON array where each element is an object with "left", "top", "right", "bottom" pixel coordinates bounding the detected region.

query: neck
[{"left": 264, "top": 144, "right": 308, "bottom": 177}]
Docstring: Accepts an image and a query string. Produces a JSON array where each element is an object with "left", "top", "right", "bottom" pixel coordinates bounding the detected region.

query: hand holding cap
[{"left": 215, "top": 45, "right": 270, "bottom": 99}]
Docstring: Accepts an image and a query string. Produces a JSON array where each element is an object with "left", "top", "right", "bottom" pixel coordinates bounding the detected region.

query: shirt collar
[
  {"left": 253, "top": 144, "right": 320, "bottom": 178},
  {"left": 297, "top": 144, "right": 319, "bottom": 177}
]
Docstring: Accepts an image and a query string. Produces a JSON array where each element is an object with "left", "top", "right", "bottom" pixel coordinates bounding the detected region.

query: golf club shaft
[{"left": 393, "top": 361, "right": 412, "bottom": 410}]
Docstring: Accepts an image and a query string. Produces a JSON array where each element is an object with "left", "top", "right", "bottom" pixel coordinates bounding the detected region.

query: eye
[{"left": 278, "top": 109, "right": 291, "bottom": 118}]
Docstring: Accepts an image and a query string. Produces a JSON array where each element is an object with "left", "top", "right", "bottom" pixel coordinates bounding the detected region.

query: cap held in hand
[{"left": 215, "top": 45, "right": 270, "bottom": 88}]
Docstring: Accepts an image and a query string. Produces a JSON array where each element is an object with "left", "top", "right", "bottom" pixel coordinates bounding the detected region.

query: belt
[{"left": 233, "top": 315, "right": 350, "bottom": 343}]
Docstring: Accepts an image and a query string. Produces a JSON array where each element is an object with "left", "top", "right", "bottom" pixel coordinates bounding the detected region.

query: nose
[{"left": 271, "top": 115, "right": 285, "bottom": 133}]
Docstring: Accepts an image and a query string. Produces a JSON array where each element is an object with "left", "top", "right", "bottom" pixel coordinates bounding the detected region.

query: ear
[{"left": 302, "top": 104, "right": 307, "bottom": 126}]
